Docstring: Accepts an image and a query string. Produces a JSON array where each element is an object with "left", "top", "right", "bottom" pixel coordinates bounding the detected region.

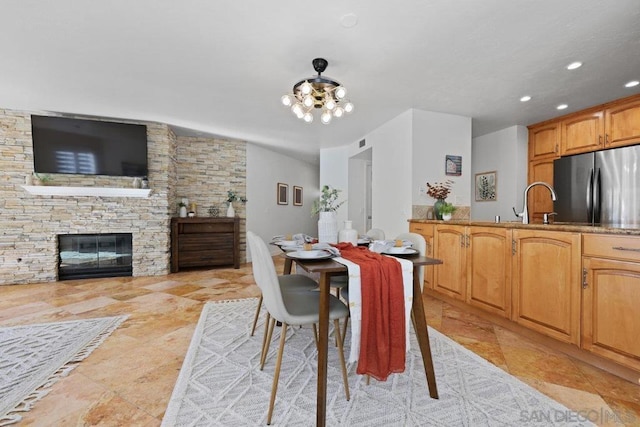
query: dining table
[{"left": 282, "top": 251, "right": 443, "bottom": 427}]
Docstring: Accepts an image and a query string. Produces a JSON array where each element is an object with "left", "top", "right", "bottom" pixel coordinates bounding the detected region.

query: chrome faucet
[{"left": 513, "top": 181, "right": 558, "bottom": 224}]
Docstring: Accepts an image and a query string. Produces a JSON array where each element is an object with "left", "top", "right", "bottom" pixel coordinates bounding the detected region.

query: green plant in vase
[{"left": 439, "top": 202, "right": 457, "bottom": 220}]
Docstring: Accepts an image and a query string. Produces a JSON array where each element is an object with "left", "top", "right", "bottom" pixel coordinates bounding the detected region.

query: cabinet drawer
[
  {"left": 409, "top": 223, "right": 433, "bottom": 236},
  {"left": 181, "top": 222, "right": 233, "bottom": 233},
  {"left": 179, "top": 249, "right": 234, "bottom": 267},
  {"left": 583, "top": 234, "right": 640, "bottom": 262},
  {"left": 178, "top": 234, "right": 233, "bottom": 251}
]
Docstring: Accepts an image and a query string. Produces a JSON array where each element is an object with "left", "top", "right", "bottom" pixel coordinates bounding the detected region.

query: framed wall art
[
  {"left": 277, "top": 183, "right": 288, "bottom": 205},
  {"left": 293, "top": 186, "right": 303, "bottom": 206},
  {"left": 445, "top": 155, "right": 462, "bottom": 176},
  {"left": 475, "top": 171, "right": 497, "bottom": 201}
]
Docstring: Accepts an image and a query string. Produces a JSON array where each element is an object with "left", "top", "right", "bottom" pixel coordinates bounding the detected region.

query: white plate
[
  {"left": 287, "top": 250, "right": 333, "bottom": 260},
  {"left": 357, "top": 238, "right": 370, "bottom": 244},
  {"left": 383, "top": 247, "right": 418, "bottom": 255}
]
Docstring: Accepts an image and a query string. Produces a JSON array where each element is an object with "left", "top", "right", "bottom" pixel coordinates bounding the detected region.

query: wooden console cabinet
[{"left": 171, "top": 217, "right": 240, "bottom": 272}]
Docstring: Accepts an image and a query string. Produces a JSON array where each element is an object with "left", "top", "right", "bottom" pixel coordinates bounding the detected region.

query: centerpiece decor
[
  {"left": 426, "top": 180, "right": 453, "bottom": 220},
  {"left": 439, "top": 202, "right": 457, "bottom": 221},
  {"left": 312, "top": 185, "right": 345, "bottom": 243},
  {"left": 226, "top": 190, "right": 247, "bottom": 218}
]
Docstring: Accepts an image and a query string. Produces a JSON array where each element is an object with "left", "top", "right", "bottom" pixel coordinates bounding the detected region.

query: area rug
[
  {"left": 0, "top": 315, "right": 127, "bottom": 425},
  {"left": 163, "top": 299, "right": 594, "bottom": 426}
]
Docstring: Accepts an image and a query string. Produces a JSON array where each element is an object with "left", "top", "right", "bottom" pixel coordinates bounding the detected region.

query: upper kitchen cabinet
[
  {"left": 528, "top": 122, "right": 559, "bottom": 160},
  {"left": 604, "top": 96, "right": 640, "bottom": 148},
  {"left": 560, "top": 109, "right": 604, "bottom": 155}
]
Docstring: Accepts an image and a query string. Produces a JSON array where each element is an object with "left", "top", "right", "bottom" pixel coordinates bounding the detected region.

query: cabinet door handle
[
  {"left": 460, "top": 235, "right": 465, "bottom": 247},
  {"left": 612, "top": 246, "right": 640, "bottom": 252},
  {"left": 512, "top": 239, "right": 516, "bottom": 255},
  {"left": 605, "top": 133, "right": 610, "bottom": 145},
  {"left": 465, "top": 234, "right": 470, "bottom": 248},
  {"left": 582, "top": 268, "right": 588, "bottom": 289},
  {"left": 598, "top": 135, "right": 602, "bottom": 145}
]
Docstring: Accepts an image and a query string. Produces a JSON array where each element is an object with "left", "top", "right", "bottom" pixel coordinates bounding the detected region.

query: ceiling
[{"left": 2, "top": 1, "right": 639, "bottom": 165}]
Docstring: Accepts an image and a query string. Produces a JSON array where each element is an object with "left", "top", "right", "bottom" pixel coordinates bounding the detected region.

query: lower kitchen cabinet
[
  {"left": 512, "top": 229, "right": 581, "bottom": 345},
  {"left": 433, "top": 224, "right": 467, "bottom": 300},
  {"left": 582, "top": 234, "right": 640, "bottom": 371},
  {"left": 467, "top": 227, "right": 512, "bottom": 318}
]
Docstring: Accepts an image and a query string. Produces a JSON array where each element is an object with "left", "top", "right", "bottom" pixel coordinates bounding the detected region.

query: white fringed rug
[
  {"left": 163, "top": 299, "right": 593, "bottom": 426},
  {"left": 0, "top": 315, "right": 127, "bottom": 425}
]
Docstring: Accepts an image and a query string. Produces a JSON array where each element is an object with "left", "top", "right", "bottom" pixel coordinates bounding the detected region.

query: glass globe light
[
  {"left": 303, "top": 95, "right": 314, "bottom": 108},
  {"left": 321, "top": 111, "right": 332, "bottom": 124},
  {"left": 303, "top": 112, "right": 313, "bottom": 123},
  {"left": 333, "top": 106, "right": 344, "bottom": 118},
  {"left": 281, "top": 95, "right": 292, "bottom": 107},
  {"left": 344, "top": 102, "right": 354, "bottom": 113},
  {"left": 335, "top": 86, "right": 347, "bottom": 99},
  {"left": 325, "top": 97, "right": 336, "bottom": 111},
  {"left": 292, "top": 103, "right": 303, "bottom": 117},
  {"left": 301, "top": 81, "right": 312, "bottom": 95}
]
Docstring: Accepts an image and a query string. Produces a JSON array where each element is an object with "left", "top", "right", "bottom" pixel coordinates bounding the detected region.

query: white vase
[
  {"left": 318, "top": 211, "right": 338, "bottom": 244},
  {"left": 338, "top": 220, "right": 358, "bottom": 245},
  {"left": 442, "top": 212, "right": 452, "bottom": 221},
  {"left": 226, "top": 203, "right": 235, "bottom": 217},
  {"left": 179, "top": 206, "right": 187, "bottom": 218}
]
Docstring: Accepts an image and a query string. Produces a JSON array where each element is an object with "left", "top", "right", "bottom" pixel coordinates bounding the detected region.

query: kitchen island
[{"left": 409, "top": 219, "right": 640, "bottom": 383}]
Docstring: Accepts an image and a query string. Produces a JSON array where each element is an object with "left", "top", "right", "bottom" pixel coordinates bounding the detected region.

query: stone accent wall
[
  {"left": 0, "top": 109, "right": 180, "bottom": 285},
  {"left": 175, "top": 136, "right": 247, "bottom": 261}
]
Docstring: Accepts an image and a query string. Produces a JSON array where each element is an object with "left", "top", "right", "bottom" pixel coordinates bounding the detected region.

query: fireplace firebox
[{"left": 58, "top": 233, "right": 133, "bottom": 280}]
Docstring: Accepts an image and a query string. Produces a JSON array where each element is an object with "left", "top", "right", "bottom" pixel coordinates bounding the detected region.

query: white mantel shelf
[{"left": 22, "top": 185, "right": 152, "bottom": 198}]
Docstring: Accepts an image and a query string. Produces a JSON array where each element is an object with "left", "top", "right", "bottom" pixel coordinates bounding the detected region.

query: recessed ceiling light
[
  {"left": 557, "top": 104, "right": 568, "bottom": 110},
  {"left": 625, "top": 80, "right": 639, "bottom": 88},
  {"left": 340, "top": 13, "right": 358, "bottom": 28},
  {"left": 566, "top": 62, "right": 582, "bottom": 70},
  {"left": 520, "top": 95, "right": 531, "bottom": 102}
]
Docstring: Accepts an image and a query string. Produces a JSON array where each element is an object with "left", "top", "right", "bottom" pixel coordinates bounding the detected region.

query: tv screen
[{"left": 31, "top": 115, "right": 148, "bottom": 177}]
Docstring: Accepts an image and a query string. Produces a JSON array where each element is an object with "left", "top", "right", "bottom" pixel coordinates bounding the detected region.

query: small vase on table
[
  {"left": 318, "top": 211, "right": 338, "bottom": 244},
  {"left": 226, "top": 202, "right": 235, "bottom": 218},
  {"left": 433, "top": 198, "right": 446, "bottom": 220},
  {"left": 338, "top": 220, "right": 358, "bottom": 245}
]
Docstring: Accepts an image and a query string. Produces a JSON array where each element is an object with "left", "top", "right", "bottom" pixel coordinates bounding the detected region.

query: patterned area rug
[
  {"left": 0, "top": 315, "right": 127, "bottom": 425},
  {"left": 163, "top": 299, "right": 594, "bottom": 426}
]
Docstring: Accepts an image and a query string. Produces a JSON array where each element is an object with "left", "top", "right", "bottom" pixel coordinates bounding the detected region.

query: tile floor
[{"left": 1, "top": 258, "right": 639, "bottom": 426}]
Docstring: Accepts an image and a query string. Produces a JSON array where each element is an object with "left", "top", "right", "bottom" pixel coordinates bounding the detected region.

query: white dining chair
[
  {"left": 246, "top": 231, "right": 351, "bottom": 425},
  {"left": 395, "top": 232, "right": 426, "bottom": 290}
]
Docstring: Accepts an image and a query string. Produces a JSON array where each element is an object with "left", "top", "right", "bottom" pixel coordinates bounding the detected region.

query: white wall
[
  {"left": 471, "top": 125, "right": 528, "bottom": 221},
  {"left": 321, "top": 108, "right": 472, "bottom": 240},
  {"left": 246, "top": 143, "right": 319, "bottom": 257},
  {"left": 412, "top": 109, "right": 473, "bottom": 207},
  {"left": 319, "top": 146, "right": 350, "bottom": 228}
]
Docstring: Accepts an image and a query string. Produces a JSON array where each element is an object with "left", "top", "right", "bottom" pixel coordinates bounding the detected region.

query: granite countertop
[{"left": 408, "top": 219, "right": 640, "bottom": 236}]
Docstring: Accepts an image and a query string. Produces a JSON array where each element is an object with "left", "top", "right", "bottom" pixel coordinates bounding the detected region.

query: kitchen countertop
[{"left": 408, "top": 219, "right": 640, "bottom": 236}]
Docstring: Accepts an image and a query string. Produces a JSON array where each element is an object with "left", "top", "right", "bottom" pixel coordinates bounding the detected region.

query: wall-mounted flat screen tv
[{"left": 31, "top": 115, "right": 148, "bottom": 177}]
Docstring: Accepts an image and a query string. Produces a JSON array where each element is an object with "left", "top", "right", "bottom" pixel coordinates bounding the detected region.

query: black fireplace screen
[{"left": 58, "top": 233, "right": 132, "bottom": 280}]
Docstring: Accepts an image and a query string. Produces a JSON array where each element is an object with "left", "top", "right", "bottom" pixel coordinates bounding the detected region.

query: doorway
[{"left": 348, "top": 148, "right": 372, "bottom": 235}]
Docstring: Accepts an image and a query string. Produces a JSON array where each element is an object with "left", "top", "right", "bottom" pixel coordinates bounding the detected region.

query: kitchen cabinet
[
  {"left": 582, "top": 234, "right": 640, "bottom": 371},
  {"left": 467, "top": 227, "right": 512, "bottom": 318},
  {"left": 528, "top": 122, "right": 559, "bottom": 160},
  {"left": 432, "top": 224, "right": 511, "bottom": 317},
  {"left": 604, "top": 96, "right": 640, "bottom": 148},
  {"left": 433, "top": 224, "right": 467, "bottom": 300},
  {"left": 171, "top": 217, "right": 240, "bottom": 272},
  {"left": 527, "top": 158, "right": 556, "bottom": 224},
  {"left": 512, "top": 229, "right": 581, "bottom": 345},
  {"left": 560, "top": 109, "right": 604, "bottom": 155},
  {"left": 408, "top": 222, "right": 434, "bottom": 290}
]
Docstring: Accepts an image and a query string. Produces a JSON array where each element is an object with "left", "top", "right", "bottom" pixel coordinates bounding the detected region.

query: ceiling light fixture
[
  {"left": 557, "top": 104, "right": 568, "bottom": 110},
  {"left": 625, "top": 80, "right": 639, "bottom": 88},
  {"left": 566, "top": 62, "right": 582, "bottom": 70},
  {"left": 281, "top": 58, "right": 354, "bottom": 125},
  {"left": 520, "top": 95, "right": 532, "bottom": 102}
]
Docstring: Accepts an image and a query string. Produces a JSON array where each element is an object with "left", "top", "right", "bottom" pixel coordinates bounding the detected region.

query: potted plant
[
  {"left": 226, "top": 190, "right": 247, "bottom": 217},
  {"left": 439, "top": 202, "right": 457, "bottom": 221},
  {"left": 312, "top": 185, "right": 345, "bottom": 244},
  {"left": 426, "top": 180, "right": 453, "bottom": 220},
  {"left": 178, "top": 201, "right": 187, "bottom": 218}
]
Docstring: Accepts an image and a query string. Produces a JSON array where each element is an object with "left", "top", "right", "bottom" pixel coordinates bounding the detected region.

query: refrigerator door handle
[
  {"left": 594, "top": 168, "right": 601, "bottom": 223},
  {"left": 586, "top": 168, "right": 594, "bottom": 222}
]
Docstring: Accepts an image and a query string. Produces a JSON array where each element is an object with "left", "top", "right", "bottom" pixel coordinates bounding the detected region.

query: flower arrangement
[
  {"left": 311, "top": 185, "right": 345, "bottom": 215},
  {"left": 426, "top": 180, "right": 453, "bottom": 200},
  {"left": 226, "top": 190, "right": 247, "bottom": 205}
]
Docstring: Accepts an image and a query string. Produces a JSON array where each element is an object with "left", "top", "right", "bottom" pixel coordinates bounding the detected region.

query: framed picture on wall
[
  {"left": 293, "top": 186, "right": 303, "bottom": 206},
  {"left": 277, "top": 183, "right": 288, "bottom": 205},
  {"left": 445, "top": 155, "right": 462, "bottom": 176},
  {"left": 475, "top": 171, "right": 497, "bottom": 201}
]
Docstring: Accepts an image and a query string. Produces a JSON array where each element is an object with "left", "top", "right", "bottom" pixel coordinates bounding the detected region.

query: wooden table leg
[
  {"left": 316, "top": 272, "right": 330, "bottom": 426},
  {"left": 283, "top": 257, "right": 293, "bottom": 275},
  {"left": 411, "top": 268, "right": 439, "bottom": 399}
]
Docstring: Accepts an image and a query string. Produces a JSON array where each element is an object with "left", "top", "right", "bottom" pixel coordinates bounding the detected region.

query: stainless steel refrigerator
[{"left": 553, "top": 145, "right": 640, "bottom": 228}]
